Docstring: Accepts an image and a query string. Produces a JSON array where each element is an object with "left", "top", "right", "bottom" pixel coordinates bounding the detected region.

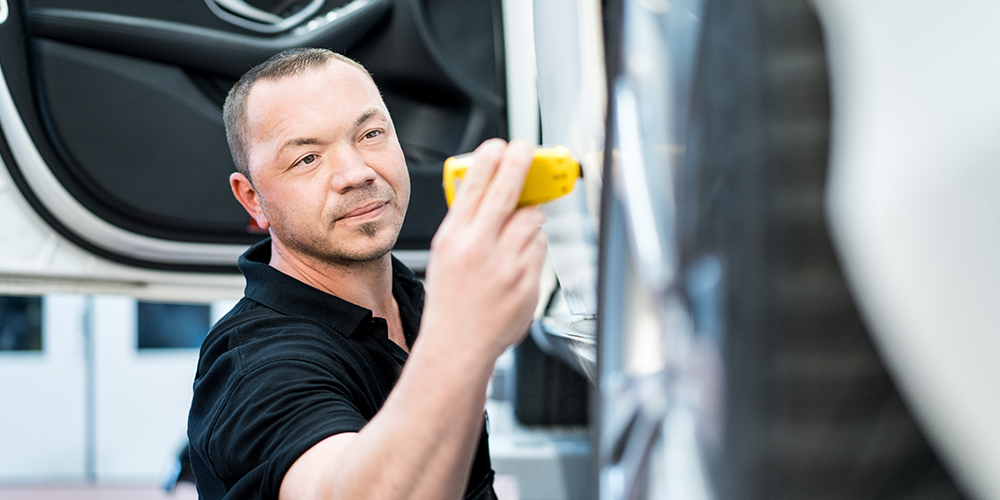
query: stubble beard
[
  {"left": 262, "top": 180, "right": 408, "bottom": 266},
  {"left": 283, "top": 226, "right": 394, "bottom": 266},
  {"left": 267, "top": 206, "right": 399, "bottom": 266},
  {"left": 308, "top": 218, "right": 397, "bottom": 264}
]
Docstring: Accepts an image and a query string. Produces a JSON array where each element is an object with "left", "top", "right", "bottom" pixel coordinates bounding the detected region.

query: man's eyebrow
[
  {"left": 279, "top": 136, "right": 323, "bottom": 152},
  {"left": 276, "top": 109, "right": 385, "bottom": 153},
  {"left": 355, "top": 108, "right": 385, "bottom": 129}
]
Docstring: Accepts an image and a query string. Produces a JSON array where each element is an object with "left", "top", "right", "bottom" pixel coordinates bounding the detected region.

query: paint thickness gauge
[{"left": 442, "top": 146, "right": 581, "bottom": 208}]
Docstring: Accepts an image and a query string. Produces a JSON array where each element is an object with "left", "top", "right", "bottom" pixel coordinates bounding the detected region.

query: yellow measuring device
[{"left": 443, "top": 145, "right": 581, "bottom": 207}]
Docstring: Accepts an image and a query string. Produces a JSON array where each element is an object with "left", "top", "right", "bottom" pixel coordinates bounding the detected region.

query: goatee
[{"left": 360, "top": 221, "right": 380, "bottom": 238}]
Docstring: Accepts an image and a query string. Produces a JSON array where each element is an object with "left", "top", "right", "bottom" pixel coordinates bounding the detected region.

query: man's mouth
[{"left": 338, "top": 201, "right": 387, "bottom": 223}]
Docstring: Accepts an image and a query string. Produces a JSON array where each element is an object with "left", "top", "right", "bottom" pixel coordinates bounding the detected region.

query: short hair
[{"left": 222, "top": 48, "right": 371, "bottom": 181}]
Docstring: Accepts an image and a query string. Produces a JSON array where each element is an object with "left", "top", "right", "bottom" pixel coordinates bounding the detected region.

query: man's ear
[{"left": 230, "top": 172, "right": 270, "bottom": 231}]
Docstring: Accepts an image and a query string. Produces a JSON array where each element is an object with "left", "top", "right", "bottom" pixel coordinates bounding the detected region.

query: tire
[{"left": 686, "top": 0, "right": 967, "bottom": 498}]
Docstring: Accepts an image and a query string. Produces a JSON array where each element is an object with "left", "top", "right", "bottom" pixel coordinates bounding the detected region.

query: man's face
[{"left": 243, "top": 61, "right": 410, "bottom": 265}]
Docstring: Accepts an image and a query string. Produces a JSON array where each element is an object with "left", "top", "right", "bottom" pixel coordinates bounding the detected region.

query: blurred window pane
[
  {"left": 137, "top": 302, "right": 210, "bottom": 349},
  {"left": 0, "top": 295, "right": 43, "bottom": 352}
]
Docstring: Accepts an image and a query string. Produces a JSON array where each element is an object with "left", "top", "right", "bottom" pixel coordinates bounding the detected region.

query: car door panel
[{"left": 33, "top": 39, "right": 245, "bottom": 235}]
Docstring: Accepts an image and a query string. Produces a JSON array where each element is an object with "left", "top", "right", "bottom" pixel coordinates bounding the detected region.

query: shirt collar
[{"left": 239, "top": 238, "right": 423, "bottom": 340}]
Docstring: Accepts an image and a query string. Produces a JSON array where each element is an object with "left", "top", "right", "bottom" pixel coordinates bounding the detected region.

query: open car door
[
  {"left": 0, "top": 0, "right": 508, "bottom": 299},
  {"left": 0, "top": 0, "right": 510, "bottom": 485}
]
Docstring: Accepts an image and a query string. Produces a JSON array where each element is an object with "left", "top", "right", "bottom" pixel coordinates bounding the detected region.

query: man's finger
[
  {"left": 447, "top": 138, "right": 507, "bottom": 220},
  {"left": 477, "top": 140, "right": 534, "bottom": 228},
  {"left": 499, "top": 207, "right": 546, "bottom": 253}
]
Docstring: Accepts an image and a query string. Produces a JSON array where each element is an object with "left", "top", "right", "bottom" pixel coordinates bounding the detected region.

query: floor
[
  {"left": 0, "top": 476, "right": 520, "bottom": 499},
  {"left": 0, "top": 484, "right": 199, "bottom": 500}
]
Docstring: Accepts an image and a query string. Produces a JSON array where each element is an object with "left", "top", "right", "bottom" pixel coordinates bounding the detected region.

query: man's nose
[{"left": 331, "top": 148, "right": 377, "bottom": 193}]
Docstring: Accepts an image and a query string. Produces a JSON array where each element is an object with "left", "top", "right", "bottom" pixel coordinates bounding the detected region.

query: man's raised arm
[{"left": 279, "top": 138, "right": 548, "bottom": 500}]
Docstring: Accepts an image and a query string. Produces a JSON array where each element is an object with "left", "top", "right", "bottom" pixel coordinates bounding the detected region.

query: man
[{"left": 187, "top": 48, "right": 546, "bottom": 500}]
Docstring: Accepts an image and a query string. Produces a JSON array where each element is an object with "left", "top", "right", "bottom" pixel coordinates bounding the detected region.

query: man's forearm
[
  {"left": 283, "top": 324, "right": 497, "bottom": 500},
  {"left": 367, "top": 336, "right": 495, "bottom": 499}
]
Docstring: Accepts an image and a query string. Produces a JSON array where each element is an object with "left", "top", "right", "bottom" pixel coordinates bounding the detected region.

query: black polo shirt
[{"left": 188, "top": 238, "right": 494, "bottom": 500}]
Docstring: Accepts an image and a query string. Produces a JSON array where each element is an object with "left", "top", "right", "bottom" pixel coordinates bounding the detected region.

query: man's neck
[{"left": 268, "top": 238, "right": 396, "bottom": 321}]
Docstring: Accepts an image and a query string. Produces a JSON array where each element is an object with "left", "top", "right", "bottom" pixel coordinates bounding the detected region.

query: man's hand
[{"left": 421, "top": 139, "right": 548, "bottom": 359}]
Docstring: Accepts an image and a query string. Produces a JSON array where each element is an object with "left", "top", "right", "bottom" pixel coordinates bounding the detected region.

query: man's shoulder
[
  {"left": 187, "top": 299, "right": 372, "bottom": 500},
  {"left": 210, "top": 297, "right": 279, "bottom": 334},
  {"left": 198, "top": 298, "right": 355, "bottom": 376}
]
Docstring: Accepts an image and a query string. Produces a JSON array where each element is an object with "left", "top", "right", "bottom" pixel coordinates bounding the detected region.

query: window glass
[
  {"left": 0, "top": 295, "right": 43, "bottom": 352},
  {"left": 137, "top": 302, "right": 211, "bottom": 349}
]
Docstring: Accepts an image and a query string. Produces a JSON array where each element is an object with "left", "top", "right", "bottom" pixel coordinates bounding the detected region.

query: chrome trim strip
[
  {"left": 535, "top": 315, "right": 597, "bottom": 381},
  {"left": 212, "top": 0, "right": 284, "bottom": 24},
  {"left": 205, "top": 0, "right": 324, "bottom": 34},
  {"left": 0, "top": 61, "right": 249, "bottom": 265},
  {"left": 290, "top": 0, "right": 372, "bottom": 37}
]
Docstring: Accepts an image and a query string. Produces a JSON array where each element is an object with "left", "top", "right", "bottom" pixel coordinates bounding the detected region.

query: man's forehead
[
  {"left": 242, "top": 60, "right": 388, "bottom": 171},
  {"left": 246, "top": 62, "right": 385, "bottom": 131},
  {"left": 247, "top": 60, "right": 380, "bottom": 113}
]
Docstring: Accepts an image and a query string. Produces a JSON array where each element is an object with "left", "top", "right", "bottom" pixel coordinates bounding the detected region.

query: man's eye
[
  {"left": 364, "top": 130, "right": 382, "bottom": 140},
  {"left": 299, "top": 154, "right": 317, "bottom": 165}
]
